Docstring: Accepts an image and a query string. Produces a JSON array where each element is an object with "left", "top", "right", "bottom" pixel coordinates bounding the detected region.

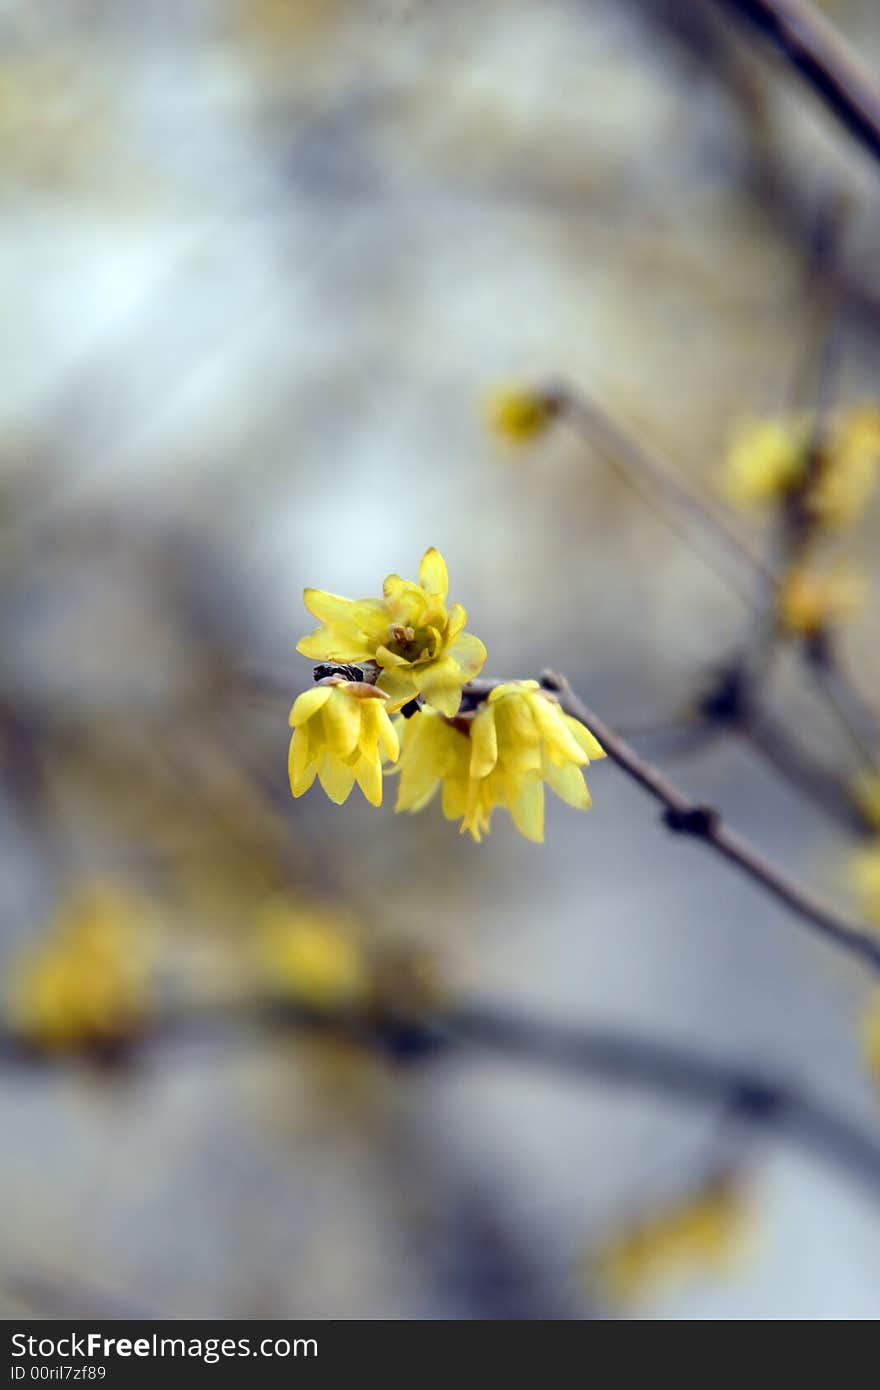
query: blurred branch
[
  {"left": 3, "top": 997, "right": 880, "bottom": 1202},
  {"left": 708, "top": 0, "right": 880, "bottom": 169},
  {"left": 550, "top": 381, "right": 880, "bottom": 799},
  {"left": 535, "top": 672, "right": 880, "bottom": 974}
]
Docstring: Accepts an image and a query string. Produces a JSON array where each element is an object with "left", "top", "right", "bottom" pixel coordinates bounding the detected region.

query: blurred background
[{"left": 2, "top": 0, "right": 880, "bottom": 1319}]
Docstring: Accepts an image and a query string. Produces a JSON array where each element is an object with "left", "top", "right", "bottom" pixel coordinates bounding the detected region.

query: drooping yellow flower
[
  {"left": 256, "top": 899, "right": 370, "bottom": 1010},
  {"left": 296, "top": 548, "right": 487, "bottom": 717},
  {"left": 288, "top": 677, "right": 399, "bottom": 807},
  {"left": 6, "top": 883, "right": 153, "bottom": 1052},
  {"left": 776, "top": 565, "right": 864, "bottom": 638},
  {"left": 485, "top": 385, "right": 562, "bottom": 444},
  {"left": 394, "top": 681, "right": 604, "bottom": 843},
  {"left": 851, "top": 840, "right": 880, "bottom": 927},
  {"left": 590, "top": 1177, "right": 749, "bottom": 1304}
]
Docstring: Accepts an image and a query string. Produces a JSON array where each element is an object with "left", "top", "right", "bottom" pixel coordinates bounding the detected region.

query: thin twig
[
  {"left": 509, "top": 672, "right": 880, "bottom": 974},
  {"left": 708, "top": 0, "right": 880, "bottom": 169}
]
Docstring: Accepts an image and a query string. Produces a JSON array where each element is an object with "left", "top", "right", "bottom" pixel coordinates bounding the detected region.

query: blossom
[
  {"left": 589, "top": 1177, "right": 749, "bottom": 1303},
  {"left": 394, "top": 680, "right": 604, "bottom": 843},
  {"left": 296, "top": 548, "right": 487, "bottom": 717},
  {"left": 819, "top": 405, "right": 880, "bottom": 528},
  {"left": 256, "top": 899, "right": 370, "bottom": 1010},
  {"left": 722, "top": 406, "right": 880, "bottom": 528},
  {"left": 5, "top": 883, "right": 153, "bottom": 1052},
  {"left": 485, "top": 385, "right": 562, "bottom": 443},
  {"left": 776, "top": 566, "right": 863, "bottom": 638},
  {"left": 288, "top": 677, "right": 399, "bottom": 807},
  {"left": 721, "top": 417, "right": 808, "bottom": 508},
  {"left": 851, "top": 841, "right": 880, "bottom": 927}
]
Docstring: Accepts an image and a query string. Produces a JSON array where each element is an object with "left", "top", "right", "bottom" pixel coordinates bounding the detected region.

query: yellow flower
[
  {"left": 6, "top": 883, "right": 153, "bottom": 1052},
  {"left": 776, "top": 566, "right": 864, "bottom": 638},
  {"left": 288, "top": 677, "right": 399, "bottom": 808},
  {"left": 296, "top": 548, "right": 487, "bottom": 717},
  {"left": 722, "top": 417, "right": 809, "bottom": 508},
  {"left": 590, "top": 1177, "right": 749, "bottom": 1303},
  {"left": 722, "top": 406, "right": 880, "bottom": 528},
  {"left": 485, "top": 385, "right": 562, "bottom": 444},
  {"left": 851, "top": 840, "right": 880, "bottom": 927},
  {"left": 257, "top": 899, "right": 370, "bottom": 1010},
  {"left": 394, "top": 681, "right": 604, "bottom": 843}
]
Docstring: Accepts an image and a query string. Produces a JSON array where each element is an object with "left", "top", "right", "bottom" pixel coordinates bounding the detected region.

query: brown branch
[
  {"left": 4, "top": 997, "right": 880, "bottom": 1202},
  {"left": 708, "top": 0, "right": 880, "bottom": 169},
  {"left": 508, "top": 672, "right": 880, "bottom": 974}
]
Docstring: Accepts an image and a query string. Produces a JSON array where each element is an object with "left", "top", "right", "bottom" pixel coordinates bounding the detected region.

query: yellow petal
[
  {"left": 316, "top": 753, "right": 357, "bottom": 805},
  {"left": 373, "top": 705, "right": 400, "bottom": 763},
  {"left": 441, "top": 773, "right": 468, "bottom": 821},
  {"left": 322, "top": 688, "right": 362, "bottom": 757},
  {"left": 296, "top": 627, "right": 374, "bottom": 662},
  {"left": 510, "top": 776, "right": 545, "bottom": 843},
  {"left": 469, "top": 705, "right": 498, "bottom": 779},
  {"left": 289, "top": 730, "right": 317, "bottom": 797},
  {"left": 418, "top": 547, "right": 449, "bottom": 599},
  {"left": 376, "top": 666, "right": 418, "bottom": 711},
  {"left": 543, "top": 758, "right": 591, "bottom": 809},
  {"left": 303, "top": 588, "right": 356, "bottom": 625},
  {"left": 414, "top": 659, "right": 464, "bottom": 717},
  {"left": 289, "top": 685, "right": 334, "bottom": 728},
  {"left": 395, "top": 714, "right": 450, "bottom": 810},
  {"left": 531, "top": 696, "right": 589, "bottom": 766},
  {"left": 564, "top": 714, "right": 606, "bottom": 761},
  {"left": 375, "top": 643, "right": 410, "bottom": 668},
  {"left": 445, "top": 602, "right": 467, "bottom": 642}
]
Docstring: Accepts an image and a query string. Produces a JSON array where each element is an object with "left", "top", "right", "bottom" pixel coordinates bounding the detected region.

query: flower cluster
[
  {"left": 394, "top": 681, "right": 604, "bottom": 843},
  {"left": 289, "top": 549, "right": 604, "bottom": 842}
]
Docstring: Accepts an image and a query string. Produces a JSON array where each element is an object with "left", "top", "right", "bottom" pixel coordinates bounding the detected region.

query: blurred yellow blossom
[
  {"left": 394, "top": 681, "right": 604, "bottom": 843},
  {"left": 257, "top": 900, "right": 370, "bottom": 1010},
  {"left": 776, "top": 565, "right": 864, "bottom": 638},
  {"left": 820, "top": 405, "right": 880, "bottom": 527},
  {"left": 296, "top": 548, "right": 487, "bottom": 717},
  {"left": 722, "top": 416, "right": 809, "bottom": 508},
  {"left": 853, "top": 772, "right": 880, "bottom": 831},
  {"left": 485, "top": 385, "right": 562, "bottom": 444},
  {"left": 288, "top": 677, "right": 398, "bottom": 807},
  {"left": 851, "top": 841, "right": 880, "bottom": 927},
  {"left": 6, "top": 883, "right": 153, "bottom": 1052},
  {"left": 722, "top": 405, "right": 880, "bottom": 528},
  {"left": 590, "top": 1177, "right": 750, "bottom": 1303}
]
